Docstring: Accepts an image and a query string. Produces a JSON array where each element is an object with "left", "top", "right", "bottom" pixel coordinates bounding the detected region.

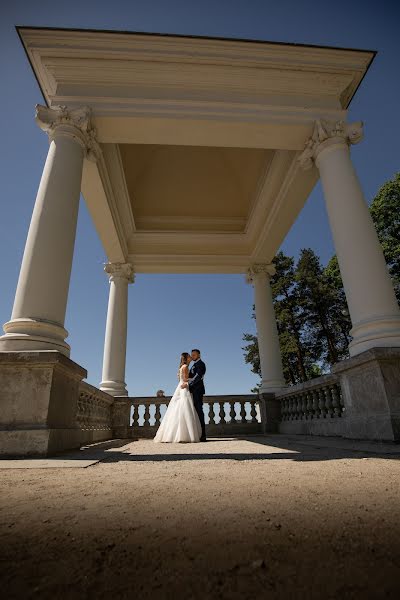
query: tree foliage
[
  {"left": 369, "top": 172, "right": 400, "bottom": 301},
  {"left": 243, "top": 172, "right": 400, "bottom": 387}
]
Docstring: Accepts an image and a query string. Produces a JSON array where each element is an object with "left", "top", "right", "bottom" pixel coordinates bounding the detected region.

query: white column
[
  {"left": 248, "top": 264, "right": 286, "bottom": 392},
  {"left": 100, "top": 263, "right": 134, "bottom": 397},
  {"left": 0, "top": 105, "right": 100, "bottom": 356},
  {"left": 299, "top": 119, "right": 400, "bottom": 356}
]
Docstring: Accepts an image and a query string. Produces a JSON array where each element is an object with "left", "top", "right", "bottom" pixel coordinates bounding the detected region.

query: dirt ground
[{"left": 1, "top": 435, "right": 400, "bottom": 600}]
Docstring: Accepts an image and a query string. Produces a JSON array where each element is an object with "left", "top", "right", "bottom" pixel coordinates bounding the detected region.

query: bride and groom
[{"left": 154, "top": 349, "right": 207, "bottom": 443}]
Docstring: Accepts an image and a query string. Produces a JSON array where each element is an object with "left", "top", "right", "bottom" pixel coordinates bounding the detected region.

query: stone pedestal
[
  {"left": 259, "top": 393, "right": 281, "bottom": 433},
  {"left": 333, "top": 347, "right": 400, "bottom": 441},
  {"left": 112, "top": 397, "right": 132, "bottom": 439},
  {"left": 0, "top": 351, "right": 87, "bottom": 456}
]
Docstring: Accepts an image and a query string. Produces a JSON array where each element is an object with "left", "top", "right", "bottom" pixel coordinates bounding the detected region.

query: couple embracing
[{"left": 154, "top": 349, "right": 207, "bottom": 443}]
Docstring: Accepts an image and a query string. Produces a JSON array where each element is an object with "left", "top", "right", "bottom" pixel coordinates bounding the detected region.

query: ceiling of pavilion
[{"left": 119, "top": 144, "right": 273, "bottom": 233}]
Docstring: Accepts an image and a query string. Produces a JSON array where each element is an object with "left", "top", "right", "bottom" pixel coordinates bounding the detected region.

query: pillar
[
  {"left": 100, "top": 263, "right": 134, "bottom": 397},
  {"left": 299, "top": 119, "right": 400, "bottom": 356},
  {"left": 0, "top": 105, "right": 100, "bottom": 356},
  {"left": 247, "top": 264, "right": 286, "bottom": 392}
]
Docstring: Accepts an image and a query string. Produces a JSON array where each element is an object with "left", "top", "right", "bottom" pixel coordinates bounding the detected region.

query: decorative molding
[
  {"left": 246, "top": 263, "right": 276, "bottom": 284},
  {"left": 134, "top": 215, "right": 246, "bottom": 233},
  {"left": 298, "top": 119, "right": 364, "bottom": 170},
  {"left": 104, "top": 262, "right": 135, "bottom": 283},
  {"left": 35, "top": 104, "right": 101, "bottom": 161}
]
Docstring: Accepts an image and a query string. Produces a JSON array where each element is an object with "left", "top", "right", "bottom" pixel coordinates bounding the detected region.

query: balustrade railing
[
  {"left": 117, "top": 394, "right": 262, "bottom": 438},
  {"left": 77, "top": 381, "right": 114, "bottom": 443},
  {"left": 275, "top": 374, "right": 345, "bottom": 435}
]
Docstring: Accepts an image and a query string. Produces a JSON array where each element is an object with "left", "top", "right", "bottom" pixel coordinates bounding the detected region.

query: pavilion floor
[{"left": 1, "top": 435, "right": 400, "bottom": 599}]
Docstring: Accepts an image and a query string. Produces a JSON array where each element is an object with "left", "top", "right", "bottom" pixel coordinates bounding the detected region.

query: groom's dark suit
[{"left": 189, "top": 359, "right": 206, "bottom": 439}]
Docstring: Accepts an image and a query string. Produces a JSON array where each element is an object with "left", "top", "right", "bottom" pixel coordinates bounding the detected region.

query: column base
[
  {"left": 100, "top": 379, "right": 128, "bottom": 397},
  {"left": 349, "top": 315, "right": 400, "bottom": 356},
  {"left": 0, "top": 318, "right": 70, "bottom": 356},
  {"left": 0, "top": 351, "right": 86, "bottom": 456},
  {"left": 333, "top": 347, "right": 400, "bottom": 441},
  {"left": 260, "top": 379, "right": 287, "bottom": 394}
]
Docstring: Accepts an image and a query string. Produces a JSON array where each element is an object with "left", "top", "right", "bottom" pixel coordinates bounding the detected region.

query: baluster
[
  {"left": 144, "top": 403, "right": 151, "bottom": 426},
  {"left": 324, "top": 386, "right": 334, "bottom": 418},
  {"left": 289, "top": 398, "right": 295, "bottom": 420},
  {"left": 294, "top": 396, "right": 301, "bottom": 420},
  {"left": 312, "top": 390, "right": 320, "bottom": 418},
  {"left": 209, "top": 402, "right": 216, "bottom": 425},
  {"left": 250, "top": 401, "right": 257, "bottom": 423},
  {"left": 286, "top": 398, "right": 292, "bottom": 420},
  {"left": 331, "top": 385, "right": 341, "bottom": 417},
  {"left": 132, "top": 403, "right": 139, "bottom": 427},
  {"left": 284, "top": 398, "right": 289, "bottom": 420},
  {"left": 319, "top": 388, "right": 327, "bottom": 418},
  {"left": 306, "top": 391, "right": 313, "bottom": 419},
  {"left": 240, "top": 401, "right": 247, "bottom": 423},
  {"left": 338, "top": 385, "right": 345, "bottom": 415},
  {"left": 301, "top": 393, "right": 307, "bottom": 420},
  {"left": 219, "top": 401, "right": 226, "bottom": 424},
  {"left": 154, "top": 403, "right": 161, "bottom": 426},
  {"left": 229, "top": 401, "right": 236, "bottom": 423}
]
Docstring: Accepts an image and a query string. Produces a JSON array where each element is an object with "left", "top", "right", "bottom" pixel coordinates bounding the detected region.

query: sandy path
[{"left": 1, "top": 435, "right": 400, "bottom": 599}]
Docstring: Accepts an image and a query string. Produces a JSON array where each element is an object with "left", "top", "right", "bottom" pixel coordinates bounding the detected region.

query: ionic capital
[
  {"left": 35, "top": 104, "right": 101, "bottom": 162},
  {"left": 104, "top": 262, "right": 135, "bottom": 284},
  {"left": 298, "top": 119, "right": 364, "bottom": 170},
  {"left": 246, "top": 263, "right": 276, "bottom": 284}
]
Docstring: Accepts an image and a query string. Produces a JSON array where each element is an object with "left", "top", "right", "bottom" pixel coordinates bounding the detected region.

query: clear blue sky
[{"left": 1, "top": 0, "right": 399, "bottom": 396}]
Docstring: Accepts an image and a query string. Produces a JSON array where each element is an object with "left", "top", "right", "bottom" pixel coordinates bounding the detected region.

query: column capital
[
  {"left": 104, "top": 262, "right": 135, "bottom": 284},
  {"left": 246, "top": 263, "right": 276, "bottom": 284},
  {"left": 298, "top": 119, "right": 364, "bottom": 170},
  {"left": 35, "top": 104, "right": 101, "bottom": 162}
]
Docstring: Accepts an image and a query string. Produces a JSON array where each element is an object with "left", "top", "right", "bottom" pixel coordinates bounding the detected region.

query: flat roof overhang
[{"left": 17, "top": 27, "right": 375, "bottom": 273}]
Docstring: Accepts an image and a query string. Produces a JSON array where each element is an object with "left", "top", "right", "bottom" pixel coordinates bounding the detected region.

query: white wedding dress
[{"left": 154, "top": 365, "right": 202, "bottom": 443}]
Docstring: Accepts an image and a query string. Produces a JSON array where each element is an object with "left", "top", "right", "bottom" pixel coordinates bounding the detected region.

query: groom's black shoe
[{"left": 200, "top": 435, "right": 207, "bottom": 442}]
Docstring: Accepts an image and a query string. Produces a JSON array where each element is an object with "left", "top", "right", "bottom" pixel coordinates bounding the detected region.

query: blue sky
[{"left": 1, "top": 0, "right": 399, "bottom": 396}]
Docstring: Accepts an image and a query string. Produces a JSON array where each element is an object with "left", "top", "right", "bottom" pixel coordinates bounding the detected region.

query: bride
[{"left": 154, "top": 352, "right": 202, "bottom": 443}]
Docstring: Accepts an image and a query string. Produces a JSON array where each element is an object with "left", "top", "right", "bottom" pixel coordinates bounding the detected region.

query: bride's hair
[{"left": 179, "top": 352, "right": 190, "bottom": 368}]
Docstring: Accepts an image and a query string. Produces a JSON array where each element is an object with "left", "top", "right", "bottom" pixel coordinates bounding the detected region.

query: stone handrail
[
  {"left": 113, "top": 394, "right": 262, "bottom": 438},
  {"left": 77, "top": 381, "right": 114, "bottom": 431},
  {"left": 275, "top": 373, "right": 344, "bottom": 424}
]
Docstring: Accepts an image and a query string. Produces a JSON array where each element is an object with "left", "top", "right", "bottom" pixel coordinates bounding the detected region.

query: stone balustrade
[
  {"left": 275, "top": 374, "right": 345, "bottom": 436},
  {"left": 112, "top": 394, "right": 262, "bottom": 438},
  {"left": 77, "top": 381, "right": 114, "bottom": 444}
]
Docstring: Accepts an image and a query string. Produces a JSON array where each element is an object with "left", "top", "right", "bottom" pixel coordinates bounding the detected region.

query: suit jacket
[{"left": 189, "top": 359, "right": 206, "bottom": 394}]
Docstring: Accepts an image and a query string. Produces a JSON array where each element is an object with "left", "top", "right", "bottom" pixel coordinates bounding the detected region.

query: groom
[{"left": 188, "top": 349, "right": 207, "bottom": 442}]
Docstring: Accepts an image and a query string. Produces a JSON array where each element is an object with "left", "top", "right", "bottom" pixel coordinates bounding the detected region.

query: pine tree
[
  {"left": 369, "top": 172, "right": 400, "bottom": 302},
  {"left": 295, "top": 249, "right": 348, "bottom": 368}
]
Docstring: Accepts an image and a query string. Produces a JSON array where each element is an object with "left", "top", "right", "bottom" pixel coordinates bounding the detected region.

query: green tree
[
  {"left": 295, "top": 249, "right": 348, "bottom": 368},
  {"left": 369, "top": 172, "right": 400, "bottom": 302}
]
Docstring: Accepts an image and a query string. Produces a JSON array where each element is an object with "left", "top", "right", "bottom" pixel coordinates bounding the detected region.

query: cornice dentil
[
  {"left": 104, "top": 262, "right": 135, "bottom": 283},
  {"left": 298, "top": 119, "right": 364, "bottom": 170},
  {"left": 247, "top": 263, "right": 276, "bottom": 284},
  {"left": 35, "top": 104, "right": 101, "bottom": 162}
]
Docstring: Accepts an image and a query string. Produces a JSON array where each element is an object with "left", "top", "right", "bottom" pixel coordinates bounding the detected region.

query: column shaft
[
  {"left": 316, "top": 141, "right": 400, "bottom": 355},
  {"left": 100, "top": 264, "right": 134, "bottom": 397},
  {"left": 250, "top": 266, "right": 286, "bottom": 392},
  {"left": 0, "top": 105, "right": 99, "bottom": 356}
]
